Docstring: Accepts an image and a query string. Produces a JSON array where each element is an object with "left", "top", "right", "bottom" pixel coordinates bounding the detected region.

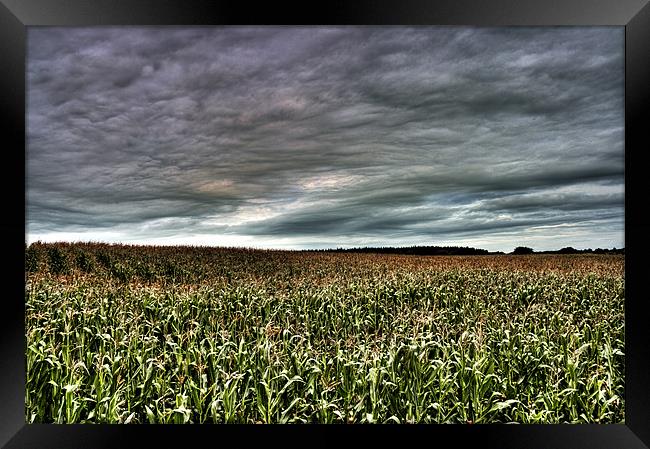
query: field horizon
[{"left": 25, "top": 240, "right": 625, "bottom": 256}]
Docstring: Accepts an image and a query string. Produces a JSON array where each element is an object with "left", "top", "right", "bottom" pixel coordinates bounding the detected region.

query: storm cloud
[{"left": 27, "top": 27, "right": 624, "bottom": 251}]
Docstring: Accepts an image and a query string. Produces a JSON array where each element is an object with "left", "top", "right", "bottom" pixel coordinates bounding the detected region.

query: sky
[{"left": 26, "top": 27, "right": 624, "bottom": 252}]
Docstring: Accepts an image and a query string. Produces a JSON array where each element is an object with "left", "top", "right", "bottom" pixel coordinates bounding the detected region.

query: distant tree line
[
  {"left": 532, "top": 246, "right": 625, "bottom": 255},
  {"left": 309, "top": 245, "right": 625, "bottom": 256},
  {"left": 312, "top": 246, "right": 494, "bottom": 255}
]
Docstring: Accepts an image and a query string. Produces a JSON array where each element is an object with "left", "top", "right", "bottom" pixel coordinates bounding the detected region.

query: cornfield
[{"left": 25, "top": 242, "right": 625, "bottom": 424}]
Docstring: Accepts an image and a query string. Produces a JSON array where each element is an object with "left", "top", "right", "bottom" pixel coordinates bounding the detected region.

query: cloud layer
[{"left": 27, "top": 27, "right": 624, "bottom": 251}]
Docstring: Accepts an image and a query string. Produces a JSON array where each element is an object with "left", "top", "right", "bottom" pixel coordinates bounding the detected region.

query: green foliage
[
  {"left": 25, "top": 243, "right": 625, "bottom": 423},
  {"left": 25, "top": 243, "right": 43, "bottom": 273},
  {"left": 74, "top": 248, "right": 96, "bottom": 273},
  {"left": 47, "top": 246, "right": 70, "bottom": 275}
]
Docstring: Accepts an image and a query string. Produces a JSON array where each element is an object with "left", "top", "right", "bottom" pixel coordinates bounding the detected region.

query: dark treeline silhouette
[
  {"left": 536, "top": 247, "right": 625, "bottom": 255},
  {"left": 311, "top": 245, "right": 496, "bottom": 255},
  {"left": 309, "top": 245, "right": 625, "bottom": 256}
]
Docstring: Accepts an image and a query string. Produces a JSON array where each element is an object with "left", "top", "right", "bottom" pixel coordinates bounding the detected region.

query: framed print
[{"left": 2, "top": 0, "right": 649, "bottom": 447}]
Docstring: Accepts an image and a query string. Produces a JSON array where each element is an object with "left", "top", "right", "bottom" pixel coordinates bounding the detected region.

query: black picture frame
[{"left": 3, "top": 0, "right": 649, "bottom": 447}]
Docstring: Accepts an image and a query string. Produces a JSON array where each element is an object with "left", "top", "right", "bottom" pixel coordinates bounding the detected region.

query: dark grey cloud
[{"left": 27, "top": 27, "right": 624, "bottom": 251}]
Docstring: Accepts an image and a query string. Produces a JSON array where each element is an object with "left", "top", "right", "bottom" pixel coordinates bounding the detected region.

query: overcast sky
[{"left": 26, "top": 27, "right": 624, "bottom": 252}]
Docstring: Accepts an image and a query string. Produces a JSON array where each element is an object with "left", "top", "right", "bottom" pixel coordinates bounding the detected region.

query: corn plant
[{"left": 25, "top": 243, "right": 625, "bottom": 423}]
